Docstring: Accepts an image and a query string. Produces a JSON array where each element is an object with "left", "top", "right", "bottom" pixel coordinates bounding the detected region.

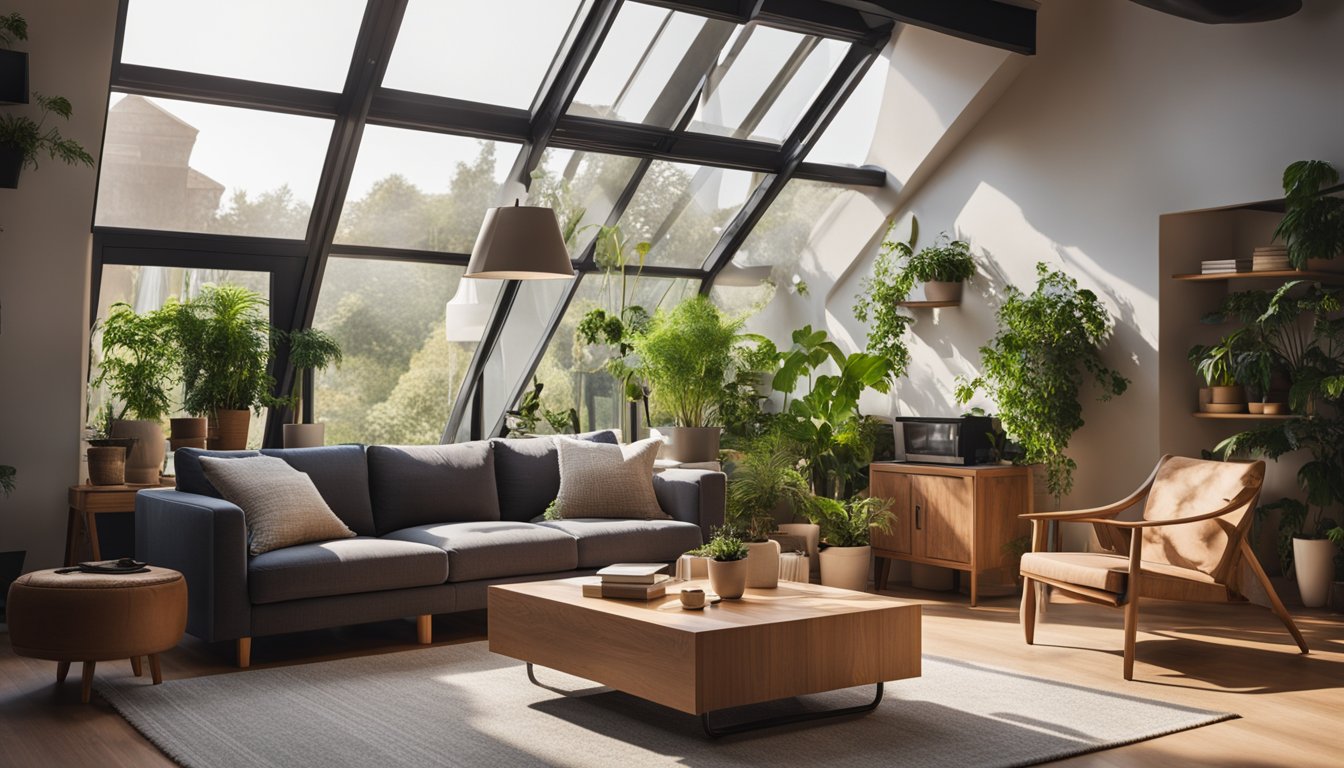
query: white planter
[
  {"left": 708, "top": 558, "right": 747, "bottom": 599},
  {"left": 778, "top": 522, "right": 820, "bottom": 581},
  {"left": 819, "top": 545, "right": 871, "bottom": 592},
  {"left": 745, "top": 540, "right": 780, "bottom": 589},
  {"left": 661, "top": 426, "right": 721, "bottom": 463},
  {"left": 923, "top": 280, "right": 963, "bottom": 303},
  {"left": 1294, "top": 537, "right": 1336, "bottom": 608},
  {"left": 283, "top": 422, "right": 326, "bottom": 448},
  {"left": 110, "top": 419, "right": 165, "bottom": 485}
]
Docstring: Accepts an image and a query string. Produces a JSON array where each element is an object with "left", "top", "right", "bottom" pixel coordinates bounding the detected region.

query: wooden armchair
[{"left": 1019, "top": 455, "right": 1309, "bottom": 680}]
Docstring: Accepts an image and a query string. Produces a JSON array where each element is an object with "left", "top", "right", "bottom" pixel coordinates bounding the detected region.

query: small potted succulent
[
  {"left": 703, "top": 529, "right": 749, "bottom": 600},
  {"left": 811, "top": 495, "right": 894, "bottom": 592}
]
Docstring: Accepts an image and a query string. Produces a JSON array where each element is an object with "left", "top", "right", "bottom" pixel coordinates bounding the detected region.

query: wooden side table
[{"left": 65, "top": 480, "right": 174, "bottom": 566}]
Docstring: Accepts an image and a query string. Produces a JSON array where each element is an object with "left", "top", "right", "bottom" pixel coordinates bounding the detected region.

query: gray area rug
[{"left": 98, "top": 642, "right": 1234, "bottom": 768}]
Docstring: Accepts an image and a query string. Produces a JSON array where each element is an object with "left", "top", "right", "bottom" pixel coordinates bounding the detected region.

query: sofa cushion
[
  {"left": 200, "top": 455, "right": 356, "bottom": 556},
  {"left": 247, "top": 537, "right": 449, "bottom": 604},
  {"left": 536, "top": 518, "right": 704, "bottom": 569},
  {"left": 553, "top": 436, "right": 668, "bottom": 520},
  {"left": 368, "top": 442, "right": 500, "bottom": 535},
  {"left": 382, "top": 521, "right": 577, "bottom": 583},
  {"left": 261, "top": 445, "right": 376, "bottom": 536},
  {"left": 174, "top": 448, "right": 261, "bottom": 497},
  {"left": 491, "top": 430, "right": 619, "bottom": 523}
]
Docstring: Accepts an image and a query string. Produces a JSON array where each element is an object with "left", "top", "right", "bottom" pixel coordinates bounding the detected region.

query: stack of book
[
  {"left": 582, "top": 563, "right": 670, "bottom": 601},
  {"left": 1200, "top": 258, "right": 1251, "bottom": 275},
  {"left": 1252, "top": 245, "right": 1291, "bottom": 272}
]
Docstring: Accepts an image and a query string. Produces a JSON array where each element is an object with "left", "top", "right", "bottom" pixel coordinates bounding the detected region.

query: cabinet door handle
[{"left": 914, "top": 504, "right": 922, "bottom": 530}]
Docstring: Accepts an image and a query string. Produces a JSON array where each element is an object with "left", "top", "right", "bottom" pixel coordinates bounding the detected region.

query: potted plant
[
  {"left": 84, "top": 404, "right": 132, "bottom": 485},
  {"left": 174, "top": 285, "right": 277, "bottom": 450},
  {"left": 1189, "top": 337, "right": 1245, "bottom": 410},
  {"left": 956, "top": 263, "right": 1129, "bottom": 509},
  {"left": 1206, "top": 288, "right": 1309, "bottom": 415},
  {"left": 281, "top": 327, "right": 342, "bottom": 448},
  {"left": 703, "top": 529, "right": 749, "bottom": 599},
  {"left": 0, "top": 91, "right": 93, "bottom": 188},
  {"left": 630, "top": 295, "right": 743, "bottom": 462},
  {"left": 853, "top": 219, "right": 917, "bottom": 380},
  {"left": 726, "top": 434, "right": 815, "bottom": 588},
  {"left": 0, "top": 12, "right": 29, "bottom": 105},
  {"left": 92, "top": 302, "right": 178, "bottom": 484},
  {"left": 576, "top": 225, "right": 654, "bottom": 433},
  {"left": 1273, "top": 160, "right": 1344, "bottom": 270},
  {"left": 505, "top": 381, "right": 580, "bottom": 437},
  {"left": 811, "top": 495, "right": 894, "bottom": 591},
  {"left": 904, "top": 232, "right": 976, "bottom": 304}
]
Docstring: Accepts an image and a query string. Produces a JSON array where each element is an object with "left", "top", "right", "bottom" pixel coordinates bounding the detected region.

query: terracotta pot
[
  {"left": 1247, "top": 402, "right": 1264, "bottom": 414},
  {"left": 282, "top": 423, "right": 325, "bottom": 449},
  {"left": 86, "top": 446, "right": 127, "bottom": 486},
  {"left": 1209, "top": 385, "right": 1245, "bottom": 404},
  {"left": 819, "top": 545, "right": 872, "bottom": 592},
  {"left": 109, "top": 419, "right": 165, "bottom": 485},
  {"left": 1294, "top": 537, "right": 1336, "bottom": 608},
  {"left": 169, "top": 417, "right": 208, "bottom": 439},
  {"left": 923, "top": 280, "right": 963, "bottom": 303},
  {"left": 707, "top": 558, "right": 747, "bottom": 599},
  {"left": 661, "top": 426, "right": 721, "bottom": 463},
  {"left": 211, "top": 409, "right": 251, "bottom": 450},
  {"left": 1262, "top": 402, "right": 1287, "bottom": 415},
  {"left": 745, "top": 540, "right": 781, "bottom": 589}
]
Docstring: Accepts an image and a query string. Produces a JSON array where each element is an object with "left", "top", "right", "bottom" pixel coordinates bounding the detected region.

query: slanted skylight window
[
  {"left": 526, "top": 148, "right": 643, "bottom": 258},
  {"left": 612, "top": 160, "right": 758, "bottom": 268}
]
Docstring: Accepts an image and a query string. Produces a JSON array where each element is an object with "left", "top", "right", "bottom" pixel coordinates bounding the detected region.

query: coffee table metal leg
[
  {"left": 525, "top": 662, "right": 612, "bottom": 697},
  {"left": 700, "top": 683, "right": 885, "bottom": 738}
]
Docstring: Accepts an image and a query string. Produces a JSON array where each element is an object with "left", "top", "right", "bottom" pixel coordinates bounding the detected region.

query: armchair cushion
[
  {"left": 1021, "top": 551, "right": 1223, "bottom": 599},
  {"left": 1141, "top": 457, "right": 1264, "bottom": 582}
]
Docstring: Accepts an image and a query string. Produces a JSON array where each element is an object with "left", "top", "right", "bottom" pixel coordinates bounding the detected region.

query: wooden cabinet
[{"left": 869, "top": 462, "right": 1031, "bottom": 606}]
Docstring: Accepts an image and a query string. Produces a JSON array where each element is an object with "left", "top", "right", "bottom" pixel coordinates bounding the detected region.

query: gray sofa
[{"left": 134, "top": 433, "right": 724, "bottom": 666}]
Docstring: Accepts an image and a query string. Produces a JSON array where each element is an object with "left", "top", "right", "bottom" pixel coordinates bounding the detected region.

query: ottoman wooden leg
[
  {"left": 81, "top": 662, "right": 96, "bottom": 704},
  {"left": 149, "top": 654, "right": 162, "bottom": 685},
  {"left": 57, "top": 661, "right": 71, "bottom": 684},
  {"left": 131, "top": 656, "right": 143, "bottom": 677}
]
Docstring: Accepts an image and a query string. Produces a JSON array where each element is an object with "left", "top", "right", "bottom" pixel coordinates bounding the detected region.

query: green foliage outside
[
  {"left": 956, "top": 263, "right": 1129, "bottom": 506},
  {"left": 810, "top": 495, "right": 894, "bottom": 548},
  {"left": 93, "top": 302, "right": 178, "bottom": 421}
]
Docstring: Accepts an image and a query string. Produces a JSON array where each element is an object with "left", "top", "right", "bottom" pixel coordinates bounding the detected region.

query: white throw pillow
[
  {"left": 200, "top": 455, "right": 355, "bottom": 555},
  {"left": 554, "top": 436, "right": 668, "bottom": 520}
]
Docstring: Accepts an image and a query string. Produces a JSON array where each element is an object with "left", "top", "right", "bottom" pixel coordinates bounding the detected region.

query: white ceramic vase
[
  {"left": 707, "top": 558, "right": 747, "bottom": 599},
  {"left": 1293, "top": 537, "right": 1336, "bottom": 608},
  {"left": 745, "top": 540, "right": 780, "bottom": 589},
  {"left": 819, "top": 545, "right": 871, "bottom": 592},
  {"left": 110, "top": 419, "right": 165, "bottom": 485}
]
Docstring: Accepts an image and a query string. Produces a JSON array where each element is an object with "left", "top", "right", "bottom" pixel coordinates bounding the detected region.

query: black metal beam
[
  {"left": 828, "top": 0, "right": 1035, "bottom": 55},
  {"left": 112, "top": 64, "right": 342, "bottom": 119},
  {"left": 368, "top": 89, "right": 531, "bottom": 142},
  {"left": 794, "top": 162, "right": 886, "bottom": 186},
  {"left": 639, "top": 0, "right": 888, "bottom": 41},
  {"left": 328, "top": 244, "right": 471, "bottom": 266},
  {"left": 702, "top": 36, "right": 883, "bottom": 287}
]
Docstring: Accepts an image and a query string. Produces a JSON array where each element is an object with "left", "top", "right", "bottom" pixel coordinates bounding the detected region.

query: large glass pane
[
  {"left": 89, "top": 265, "right": 271, "bottom": 451},
  {"left": 689, "top": 25, "right": 847, "bottom": 143},
  {"left": 525, "top": 274, "right": 698, "bottom": 438},
  {"left": 613, "top": 160, "right": 758, "bottom": 268},
  {"left": 806, "top": 48, "right": 889, "bottom": 166},
  {"left": 383, "top": 0, "right": 584, "bottom": 109},
  {"left": 336, "top": 127, "right": 520, "bottom": 252},
  {"left": 312, "top": 258, "right": 478, "bottom": 445},
  {"left": 472, "top": 279, "right": 575, "bottom": 440},
  {"left": 568, "top": 3, "right": 733, "bottom": 127},
  {"left": 95, "top": 94, "right": 332, "bottom": 238},
  {"left": 526, "top": 148, "right": 642, "bottom": 257},
  {"left": 120, "top": 0, "right": 365, "bottom": 92}
]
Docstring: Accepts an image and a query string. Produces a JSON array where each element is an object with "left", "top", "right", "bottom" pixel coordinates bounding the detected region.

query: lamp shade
[{"left": 463, "top": 204, "right": 574, "bottom": 280}]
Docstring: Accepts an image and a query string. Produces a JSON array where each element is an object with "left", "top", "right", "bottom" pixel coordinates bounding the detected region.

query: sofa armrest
[
  {"left": 135, "top": 489, "right": 250, "bottom": 643},
  {"left": 653, "top": 469, "right": 725, "bottom": 544}
]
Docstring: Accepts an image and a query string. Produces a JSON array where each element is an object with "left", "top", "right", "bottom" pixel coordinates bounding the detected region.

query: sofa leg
[
  {"left": 417, "top": 615, "right": 432, "bottom": 645},
  {"left": 237, "top": 637, "right": 252, "bottom": 669}
]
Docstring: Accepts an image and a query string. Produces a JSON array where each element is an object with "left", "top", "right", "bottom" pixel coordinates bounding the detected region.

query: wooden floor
[{"left": 1, "top": 581, "right": 1340, "bottom": 768}]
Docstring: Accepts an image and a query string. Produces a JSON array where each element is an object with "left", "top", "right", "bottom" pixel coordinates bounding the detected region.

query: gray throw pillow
[
  {"left": 554, "top": 436, "right": 668, "bottom": 520},
  {"left": 200, "top": 455, "right": 355, "bottom": 556}
]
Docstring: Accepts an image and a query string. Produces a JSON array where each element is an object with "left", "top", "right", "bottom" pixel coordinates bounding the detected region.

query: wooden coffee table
[{"left": 488, "top": 578, "right": 921, "bottom": 736}]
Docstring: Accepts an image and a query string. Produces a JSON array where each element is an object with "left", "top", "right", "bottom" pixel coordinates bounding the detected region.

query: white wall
[
  {"left": 756, "top": 0, "right": 1344, "bottom": 527},
  {"left": 0, "top": 0, "right": 115, "bottom": 569}
]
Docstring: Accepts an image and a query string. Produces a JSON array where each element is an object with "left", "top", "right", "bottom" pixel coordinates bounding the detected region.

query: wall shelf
[
  {"left": 1191, "top": 412, "right": 1297, "bottom": 420},
  {"left": 1171, "top": 269, "right": 1344, "bottom": 283},
  {"left": 898, "top": 300, "right": 960, "bottom": 308}
]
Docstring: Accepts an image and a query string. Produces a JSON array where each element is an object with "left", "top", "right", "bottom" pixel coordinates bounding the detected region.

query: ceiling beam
[
  {"left": 112, "top": 64, "right": 341, "bottom": 118},
  {"left": 827, "top": 0, "right": 1036, "bottom": 54}
]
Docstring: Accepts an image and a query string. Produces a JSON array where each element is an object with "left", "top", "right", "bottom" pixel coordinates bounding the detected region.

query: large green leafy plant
[
  {"left": 1274, "top": 160, "right": 1344, "bottom": 269},
  {"left": 726, "top": 433, "right": 815, "bottom": 542},
  {"left": 956, "top": 263, "right": 1129, "bottom": 505},
  {"left": 631, "top": 295, "right": 743, "bottom": 428},
  {"left": 174, "top": 285, "right": 277, "bottom": 416},
  {"left": 853, "top": 219, "right": 917, "bottom": 378},
  {"left": 284, "top": 327, "right": 342, "bottom": 425},
  {"left": 92, "top": 302, "right": 179, "bottom": 421},
  {"left": 810, "top": 495, "right": 894, "bottom": 548}
]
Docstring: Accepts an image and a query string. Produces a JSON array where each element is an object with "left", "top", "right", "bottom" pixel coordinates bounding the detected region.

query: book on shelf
[
  {"left": 596, "top": 563, "right": 669, "bottom": 584},
  {"left": 582, "top": 581, "right": 668, "bottom": 601}
]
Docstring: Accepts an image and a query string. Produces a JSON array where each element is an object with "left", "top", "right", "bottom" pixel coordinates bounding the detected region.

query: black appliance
[{"left": 895, "top": 416, "right": 996, "bottom": 465}]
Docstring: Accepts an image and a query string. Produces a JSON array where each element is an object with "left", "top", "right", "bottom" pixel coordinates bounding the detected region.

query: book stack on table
[{"left": 582, "top": 563, "right": 670, "bottom": 601}]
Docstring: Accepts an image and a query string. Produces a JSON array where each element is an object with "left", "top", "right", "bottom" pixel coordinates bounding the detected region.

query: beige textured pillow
[
  {"left": 554, "top": 437, "right": 668, "bottom": 520},
  {"left": 200, "top": 455, "right": 355, "bottom": 555}
]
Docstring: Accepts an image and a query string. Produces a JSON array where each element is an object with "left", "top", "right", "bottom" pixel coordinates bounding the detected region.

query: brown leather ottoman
[{"left": 7, "top": 566, "right": 187, "bottom": 703}]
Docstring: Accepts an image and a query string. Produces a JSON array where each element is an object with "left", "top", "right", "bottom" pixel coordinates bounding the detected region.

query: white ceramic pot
[
  {"left": 745, "top": 540, "right": 781, "bottom": 589},
  {"left": 778, "top": 522, "right": 820, "bottom": 581},
  {"left": 1293, "top": 537, "right": 1336, "bottom": 608},
  {"left": 923, "top": 281, "right": 963, "bottom": 303},
  {"left": 283, "top": 422, "right": 325, "bottom": 448},
  {"left": 819, "top": 545, "right": 871, "bottom": 592},
  {"left": 110, "top": 419, "right": 165, "bottom": 485},
  {"left": 661, "top": 426, "right": 722, "bottom": 463},
  {"left": 707, "top": 558, "right": 747, "bottom": 599}
]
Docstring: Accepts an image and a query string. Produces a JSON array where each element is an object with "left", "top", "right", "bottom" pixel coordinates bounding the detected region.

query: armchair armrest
[
  {"left": 653, "top": 469, "right": 725, "bottom": 544},
  {"left": 1073, "top": 485, "right": 1260, "bottom": 530},
  {"left": 135, "top": 489, "right": 250, "bottom": 643}
]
